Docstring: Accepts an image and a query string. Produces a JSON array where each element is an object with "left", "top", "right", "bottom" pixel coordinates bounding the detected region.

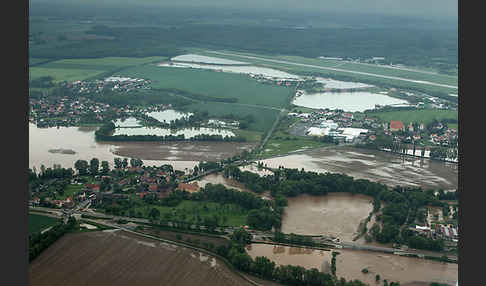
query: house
[
  {"left": 408, "top": 122, "right": 414, "bottom": 132},
  {"left": 63, "top": 197, "right": 74, "bottom": 209},
  {"left": 177, "top": 182, "right": 201, "bottom": 193},
  {"left": 149, "top": 184, "right": 158, "bottom": 192},
  {"left": 342, "top": 113, "right": 353, "bottom": 119},
  {"left": 390, "top": 120, "right": 405, "bottom": 132}
]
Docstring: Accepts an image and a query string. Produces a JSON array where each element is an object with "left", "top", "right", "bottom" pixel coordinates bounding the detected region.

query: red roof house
[{"left": 390, "top": 120, "right": 405, "bottom": 132}]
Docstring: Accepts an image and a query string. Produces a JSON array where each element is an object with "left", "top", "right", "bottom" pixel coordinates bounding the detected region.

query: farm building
[{"left": 390, "top": 120, "right": 405, "bottom": 132}]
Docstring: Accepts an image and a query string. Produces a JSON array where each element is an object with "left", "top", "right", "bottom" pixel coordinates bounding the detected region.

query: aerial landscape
[{"left": 28, "top": 1, "right": 459, "bottom": 285}]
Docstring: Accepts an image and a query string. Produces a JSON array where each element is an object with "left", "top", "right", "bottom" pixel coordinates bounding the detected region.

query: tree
[
  {"left": 114, "top": 158, "right": 122, "bottom": 169},
  {"left": 231, "top": 228, "right": 252, "bottom": 245},
  {"left": 74, "top": 160, "right": 89, "bottom": 176},
  {"left": 101, "top": 161, "right": 110, "bottom": 174},
  {"left": 122, "top": 158, "right": 128, "bottom": 168},
  {"left": 90, "top": 158, "right": 99, "bottom": 175},
  {"left": 149, "top": 208, "right": 160, "bottom": 222}
]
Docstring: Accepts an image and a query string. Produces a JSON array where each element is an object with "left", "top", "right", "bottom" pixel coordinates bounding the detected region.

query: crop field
[
  {"left": 117, "top": 65, "right": 294, "bottom": 108},
  {"left": 367, "top": 109, "right": 458, "bottom": 126},
  {"left": 29, "top": 230, "right": 254, "bottom": 286},
  {"left": 131, "top": 200, "right": 248, "bottom": 227},
  {"left": 29, "top": 213, "right": 61, "bottom": 234},
  {"left": 180, "top": 101, "right": 280, "bottom": 132},
  {"left": 29, "top": 56, "right": 168, "bottom": 83}
]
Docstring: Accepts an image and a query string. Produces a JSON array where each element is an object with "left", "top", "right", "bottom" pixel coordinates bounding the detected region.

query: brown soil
[
  {"left": 110, "top": 141, "right": 256, "bottom": 161},
  {"left": 140, "top": 227, "right": 230, "bottom": 249},
  {"left": 29, "top": 230, "right": 254, "bottom": 286}
]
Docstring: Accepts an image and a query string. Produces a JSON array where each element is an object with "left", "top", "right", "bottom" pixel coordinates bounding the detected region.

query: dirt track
[{"left": 29, "top": 230, "right": 254, "bottom": 286}]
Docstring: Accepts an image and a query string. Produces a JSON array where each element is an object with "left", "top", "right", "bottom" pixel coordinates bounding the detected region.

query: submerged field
[{"left": 29, "top": 230, "right": 254, "bottom": 286}]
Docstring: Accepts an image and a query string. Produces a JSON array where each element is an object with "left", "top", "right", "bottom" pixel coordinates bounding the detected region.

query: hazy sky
[{"left": 33, "top": 0, "right": 458, "bottom": 20}]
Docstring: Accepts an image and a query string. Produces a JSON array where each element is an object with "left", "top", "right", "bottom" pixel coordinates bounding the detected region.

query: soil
[{"left": 29, "top": 230, "right": 255, "bottom": 286}]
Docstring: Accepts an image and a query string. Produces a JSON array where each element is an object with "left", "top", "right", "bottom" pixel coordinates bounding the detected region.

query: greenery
[
  {"left": 29, "top": 217, "right": 79, "bottom": 262},
  {"left": 366, "top": 109, "right": 458, "bottom": 126},
  {"left": 29, "top": 214, "right": 62, "bottom": 234}
]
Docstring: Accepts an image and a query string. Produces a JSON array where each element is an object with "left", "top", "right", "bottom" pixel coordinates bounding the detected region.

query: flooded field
[
  {"left": 112, "top": 126, "right": 235, "bottom": 138},
  {"left": 171, "top": 54, "right": 249, "bottom": 65},
  {"left": 260, "top": 146, "right": 457, "bottom": 190},
  {"left": 292, "top": 91, "right": 409, "bottom": 112},
  {"left": 158, "top": 62, "right": 301, "bottom": 80},
  {"left": 245, "top": 243, "right": 332, "bottom": 273},
  {"left": 29, "top": 123, "right": 253, "bottom": 171},
  {"left": 114, "top": 117, "right": 142, "bottom": 127},
  {"left": 196, "top": 173, "right": 273, "bottom": 200},
  {"left": 314, "top": 77, "right": 373, "bottom": 89},
  {"left": 335, "top": 249, "right": 457, "bottom": 286},
  {"left": 281, "top": 193, "right": 373, "bottom": 240},
  {"left": 246, "top": 244, "right": 457, "bottom": 286},
  {"left": 146, "top": 109, "right": 192, "bottom": 123},
  {"left": 239, "top": 163, "right": 274, "bottom": 176}
]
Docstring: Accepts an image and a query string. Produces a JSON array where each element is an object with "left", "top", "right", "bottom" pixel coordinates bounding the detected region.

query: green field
[
  {"left": 179, "top": 101, "right": 280, "bottom": 132},
  {"left": 260, "top": 130, "right": 333, "bottom": 158},
  {"left": 132, "top": 200, "right": 248, "bottom": 227},
  {"left": 195, "top": 49, "right": 458, "bottom": 95},
  {"left": 58, "top": 184, "right": 84, "bottom": 200},
  {"left": 367, "top": 109, "right": 458, "bottom": 126},
  {"left": 116, "top": 65, "right": 294, "bottom": 108},
  {"left": 29, "top": 213, "right": 61, "bottom": 234},
  {"left": 29, "top": 56, "right": 168, "bottom": 83}
]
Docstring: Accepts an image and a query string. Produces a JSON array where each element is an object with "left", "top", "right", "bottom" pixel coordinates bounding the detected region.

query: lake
[
  {"left": 292, "top": 91, "right": 409, "bottom": 112},
  {"left": 315, "top": 77, "right": 373, "bottom": 89},
  {"left": 146, "top": 109, "right": 192, "bottom": 123},
  {"left": 281, "top": 193, "right": 373, "bottom": 241}
]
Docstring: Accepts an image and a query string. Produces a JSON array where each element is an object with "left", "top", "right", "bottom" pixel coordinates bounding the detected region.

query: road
[{"left": 207, "top": 51, "right": 458, "bottom": 90}]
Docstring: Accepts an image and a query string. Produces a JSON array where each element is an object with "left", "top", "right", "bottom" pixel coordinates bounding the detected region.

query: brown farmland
[{"left": 29, "top": 230, "right": 255, "bottom": 286}]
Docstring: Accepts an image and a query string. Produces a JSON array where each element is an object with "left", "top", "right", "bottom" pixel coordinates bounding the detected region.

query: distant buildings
[{"left": 390, "top": 120, "right": 405, "bottom": 132}]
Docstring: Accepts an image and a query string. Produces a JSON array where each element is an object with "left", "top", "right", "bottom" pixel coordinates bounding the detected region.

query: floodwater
[
  {"left": 292, "top": 91, "right": 409, "bottom": 112},
  {"left": 260, "top": 146, "right": 457, "bottom": 190},
  {"left": 114, "top": 117, "right": 142, "bottom": 127},
  {"left": 171, "top": 54, "right": 249, "bottom": 65},
  {"left": 29, "top": 123, "right": 253, "bottom": 171},
  {"left": 245, "top": 244, "right": 332, "bottom": 273},
  {"left": 196, "top": 173, "right": 272, "bottom": 200},
  {"left": 246, "top": 244, "right": 457, "bottom": 286},
  {"left": 281, "top": 193, "right": 373, "bottom": 241},
  {"left": 239, "top": 163, "right": 274, "bottom": 177},
  {"left": 314, "top": 77, "right": 373, "bottom": 89},
  {"left": 112, "top": 126, "right": 235, "bottom": 138},
  {"left": 146, "top": 109, "right": 192, "bottom": 123},
  {"left": 158, "top": 62, "right": 301, "bottom": 80}
]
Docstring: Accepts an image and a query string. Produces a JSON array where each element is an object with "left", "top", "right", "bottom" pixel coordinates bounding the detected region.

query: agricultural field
[
  {"left": 366, "top": 109, "right": 458, "bottom": 126},
  {"left": 179, "top": 101, "right": 280, "bottom": 133},
  {"left": 29, "top": 56, "right": 168, "bottom": 83},
  {"left": 29, "top": 213, "right": 61, "bottom": 234},
  {"left": 116, "top": 65, "right": 294, "bottom": 108},
  {"left": 128, "top": 200, "right": 249, "bottom": 227},
  {"left": 196, "top": 50, "right": 458, "bottom": 95},
  {"left": 260, "top": 133, "right": 333, "bottom": 159},
  {"left": 29, "top": 230, "right": 255, "bottom": 286}
]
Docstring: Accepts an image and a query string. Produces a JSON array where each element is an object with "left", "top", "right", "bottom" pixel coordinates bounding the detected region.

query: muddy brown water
[
  {"left": 29, "top": 123, "right": 253, "bottom": 171},
  {"left": 196, "top": 173, "right": 273, "bottom": 200},
  {"left": 282, "top": 193, "right": 373, "bottom": 241},
  {"left": 261, "top": 146, "right": 458, "bottom": 190},
  {"left": 246, "top": 244, "right": 457, "bottom": 286}
]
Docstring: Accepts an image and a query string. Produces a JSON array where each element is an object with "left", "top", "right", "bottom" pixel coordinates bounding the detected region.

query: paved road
[{"left": 207, "top": 51, "right": 458, "bottom": 90}]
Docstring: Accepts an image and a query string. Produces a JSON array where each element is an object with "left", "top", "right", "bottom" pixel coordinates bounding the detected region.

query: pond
[
  {"left": 281, "top": 193, "right": 373, "bottom": 241},
  {"left": 114, "top": 117, "right": 142, "bottom": 128},
  {"left": 292, "top": 91, "right": 410, "bottom": 112}
]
